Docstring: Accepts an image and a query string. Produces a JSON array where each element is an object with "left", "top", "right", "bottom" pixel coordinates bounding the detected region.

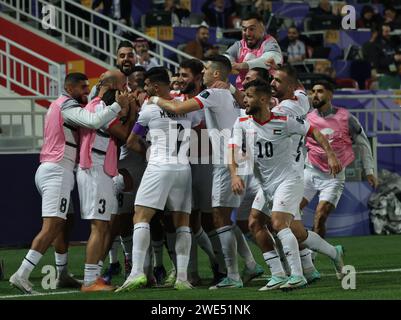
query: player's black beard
[
  {"left": 246, "top": 106, "right": 258, "bottom": 115},
  {"left": 118, "top": 64, "right": 134, "bottom": 76},
  {"left": 313, "top": 99, "right": 326, "bottom": 109},
  {"left": 181, "top": 82, "right": 196, "bottom": 94}
]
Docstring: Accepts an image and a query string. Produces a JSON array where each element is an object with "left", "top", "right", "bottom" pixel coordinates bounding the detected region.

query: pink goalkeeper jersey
[
  {"left": 40, "top": 95, "right": 79, "bottom": 164},
  {"left": 306, "top": 107, "right": 354, "bottom": 173},
  {"left": 79, "top": 97, "right": 118, "bottom": 177}
]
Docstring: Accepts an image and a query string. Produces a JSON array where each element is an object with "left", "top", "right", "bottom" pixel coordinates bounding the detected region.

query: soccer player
[
  {"left": 230, "top": 80, "right": 342, "bottom": 290},
  {"left": 79, "top": 73, "right": 137, "bottom": 292},
  {"left": 9, "top": 73, "right": 128, "bottom": 294},
  {"left": 178, "top": 59, "right": 225, "bottom": 285},
  {"left": 301, "top": 81, "right": 378, "bottom": 237},
  {"left": 224, "top": 12, "right": 282, "bottom": 90},
  {"left": 149, "top": 55, "right": 260, "bottom": 289},
  {"left": 268, "top": 65, "right": 346, "bottom": 283},
  {"left": 116, "top": 67, "right": 199, "bottom": 291}
]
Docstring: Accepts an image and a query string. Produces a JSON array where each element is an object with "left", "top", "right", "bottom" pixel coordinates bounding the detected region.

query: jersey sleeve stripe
[{"left": 193, "top": 97, "right": 204, "bottom": 109}]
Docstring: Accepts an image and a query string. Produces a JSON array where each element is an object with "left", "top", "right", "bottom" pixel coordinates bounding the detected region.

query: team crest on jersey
[
  {"left": 200, "top": 90, "right": 210, "bottom": 99},
  {"left": 273, "top": 129, "right": 282, "bottom": 135}
]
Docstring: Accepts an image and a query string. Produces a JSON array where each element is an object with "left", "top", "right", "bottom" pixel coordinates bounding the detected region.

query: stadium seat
[{"left": 335, "top": 78, "right": 359, "bottom": 90}]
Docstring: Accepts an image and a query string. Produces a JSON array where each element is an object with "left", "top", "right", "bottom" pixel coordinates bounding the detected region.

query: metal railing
[
  {"left": 0, "top": 35, "right": 63, "bottom": 96},
  {"left": 0, "top": 96, "right": 54, "bottom": 151},
  {"left": 334, "top": 94, "right": 401, "bottom": 142},
  {"left": 0, "top": 0, "right": 195, "bottom": 70}
]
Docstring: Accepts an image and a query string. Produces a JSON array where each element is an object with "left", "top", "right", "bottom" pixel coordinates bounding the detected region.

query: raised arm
[{"left": 149, "top": 96, "right": 201, "bottom": 114}]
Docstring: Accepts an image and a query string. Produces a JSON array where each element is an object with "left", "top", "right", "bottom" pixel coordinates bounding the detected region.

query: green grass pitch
[{"left": 0, "top": 235, "right": 400, "bottom": 300}]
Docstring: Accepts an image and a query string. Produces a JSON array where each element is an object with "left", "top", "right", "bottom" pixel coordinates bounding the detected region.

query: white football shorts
[
  {"left": 35, "top": 162, "right": 75, "bottom": 220},
  {"left": 135, "top": 165, "right": 192, "bottom": 214},
  {"left": 303, "top": 165, "right": 345, "bottom": 207},
  {"left": 77, "top": 166, "right": 117, "bottom": 221}
]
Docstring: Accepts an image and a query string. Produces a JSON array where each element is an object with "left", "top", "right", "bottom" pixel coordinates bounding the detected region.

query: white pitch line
[
  {"left": 1, "top": 268, "right": 401, "bottom": 299},
  {"left": 0, "top": 290, "right": 78, "bottom": 299},
  {"left": 323, "top": 268, "right": 401, "bottom": 277}
]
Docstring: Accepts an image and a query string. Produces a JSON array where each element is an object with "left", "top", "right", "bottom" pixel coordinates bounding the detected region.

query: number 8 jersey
[{"left": 231, "top": 112, "right": 313, "bottom": 196}]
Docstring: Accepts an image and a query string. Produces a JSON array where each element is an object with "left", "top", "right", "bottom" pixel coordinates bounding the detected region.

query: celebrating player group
[{"left": 9, "top": 13, "right": 377, "bottom": 294}]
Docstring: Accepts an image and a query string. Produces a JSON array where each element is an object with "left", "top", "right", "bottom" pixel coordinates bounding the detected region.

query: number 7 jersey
[
  {"left": 231, "top": 112, "right": 313, "bottom": 194},
  {"left": 135, "top": 101, "right": 200, "bottom": 169}
]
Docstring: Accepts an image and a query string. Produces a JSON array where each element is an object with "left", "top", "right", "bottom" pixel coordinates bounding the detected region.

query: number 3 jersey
[
  {"left": 231, "top": 112, "right": 313, "bottom": 196},
  {"left": 133, "top": 101, "right": 200, "bottom": 169}
]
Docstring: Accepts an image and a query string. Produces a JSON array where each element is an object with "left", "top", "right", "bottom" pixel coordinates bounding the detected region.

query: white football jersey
[
  {"left": 231, "top": 112, "right": 312, "bottom": 197},
  {"left": 271, "top": 90, "right": 311, "bottom": 174},
  {"left": 136, "top": 102, "right": 198, "bottom": 168},
  {"left": 194, "top": 88, "right": 241, "bottom": 166}
]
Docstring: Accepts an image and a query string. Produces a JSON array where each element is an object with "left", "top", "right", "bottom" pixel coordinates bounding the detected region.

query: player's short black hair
[
  {"left": 132, "top": 66, "right": 146, "bottom": 73},
  {"left": 250, "top": 67, "right": 271, "bottom": 83},
  {"left": 117, "top": 40, "right": 134, "bottom": 51},
  {"left": 64, "top": 73, "right": 88, "bottom": 86},
  {"left": 102, "top": 89, "right": 117, "bottom": 105},
  {"left": 205, "top": 55, "right": 232, "bottom": 79},
  {"left": 179, "top": 59, "right": 204, "bottom": 77},
  {"left": 277, "top": 64, "right": 298, "bottom": 85},
  {"left": 145, "top": 67, "right": 170, "bottom": 85},
  {"left": 242, "top": 12, "right": 264, "bottom": 24},
  {"left": 312, "top": 80, "right": 334, "bottom": 92},
  {"left": 243, "top": 79, "right": 272, "bottom": 96}
]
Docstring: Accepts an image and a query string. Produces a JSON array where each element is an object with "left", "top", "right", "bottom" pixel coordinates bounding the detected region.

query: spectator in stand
[
  {"left": 280, "top": 26, "right": 306, "bottom": 64},
  {"left": 383, "top": 6, "right": 401, "bottom": 30},
  {"left": 356, "top": 5, "right": 383, "bottom": 29},
  {"left": 201, "top": 0, "right": 237, "bottom": 29},
  {"left": 164, "top": 0, "right": 190, "bottom": 26},
  {"left": 183, "top": 26, "right": 219, "bottom": 60},
  {"left": 369, "top": 23, "right": 401, "bottom": 75},
  {"left": 134, "top": 38, "right": 159, "bottom": 71},
  {"left": 311, "top": 0, "right": 335, "bottom": 16}
]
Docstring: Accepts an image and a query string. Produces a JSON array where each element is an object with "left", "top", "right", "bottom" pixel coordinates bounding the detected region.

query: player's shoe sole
[{"left": 115, "top": 274, "right": 147, "bottom": 292}]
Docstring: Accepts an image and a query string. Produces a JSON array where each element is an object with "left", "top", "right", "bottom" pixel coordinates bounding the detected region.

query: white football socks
[
  {"left": 17, "top": 249, "right": 43, "bottom": 280},
  {"left": 120, "top": 235, "right": 133, "bottom": 261},
  {"left": 263, "top": 250, "right": 286, "bottom": 277},
  {"left": 216, "top": 225, "right": 239, "bottom": 281},
  {"left": 207, "top": 230, "right": 226, "bottom": 274},
  {"left": 55, "top": 252, "right": 68, "bottom": 278},
  {"left": 302, "top": 230, "right": 337, "bottom": 260},
  {"left": 108, "top": 236, "right": 120, "bottom": 264},
  {"left": 233, "top": 224, "right": 257, "bottom": 270},
  {"left": 299, "top": 248, "right": 316, "bottom": 274},
  {"left": 130, "top": 222, "right": 150, "bottom": 278},
  {"left": 277, "top": 228, "right": 303, "bottom": 277},
  {"left": 152, "top": 240, "right": 164, "bottom": 268},
  {"left": 175, "top": 226, "right": 191, "bottom": 282}
]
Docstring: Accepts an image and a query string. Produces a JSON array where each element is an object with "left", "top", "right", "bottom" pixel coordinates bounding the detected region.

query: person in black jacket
[{"left": 201, "top": 0, "right": 236, "bottom": 28}]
